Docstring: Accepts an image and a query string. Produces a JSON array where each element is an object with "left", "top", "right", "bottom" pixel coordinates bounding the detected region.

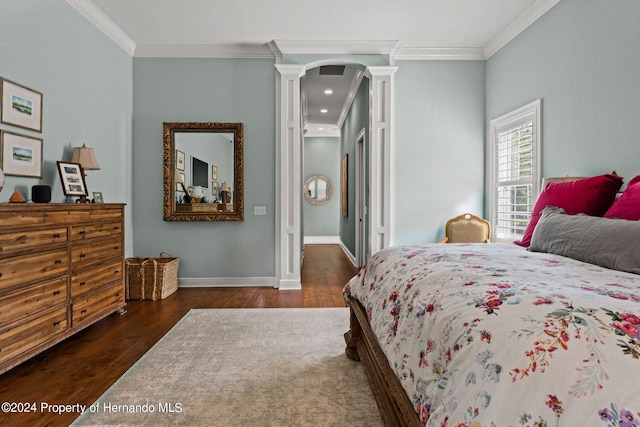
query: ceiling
[{"left": 68, "top": 0, "right": 560, "bottom": 135}]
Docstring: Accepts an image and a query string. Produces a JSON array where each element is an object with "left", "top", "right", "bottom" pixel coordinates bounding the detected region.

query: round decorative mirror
[{"left": 304, "top": 175, "right": 332, "bottom": 205}]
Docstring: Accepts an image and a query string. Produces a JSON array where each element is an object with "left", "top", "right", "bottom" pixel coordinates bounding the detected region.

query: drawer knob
[
  {"left": 55, "top": 259, "right": 62, "bottom": 264},
  {"left": 81, "top": 309, "right": 87, "bottom": 314},
  {"left": 0, "top": 272, "right": 3, "bottom": 278},
  {"left": 114, "top": 269, "right": 120, "bottom": 274},
  {"left": 53, "top": 233, "right": 61, "bottom": 238},
  {"left": 113, "top": 246, "right": 120, "bottom": 251},
  {"left": 80, "top": 281, "right": 87, "bottom": 286},
  {"left": 53, "top": 290, "right": 61, "bottom": 295},
  {"left": 79, "top": 230, "right": 86, "bottom": 235},
  {"left": 53, "top": 321, "right": 61, "bottom": 326},
  {"left": 80, "top": 253, "right": 86, "bottom": 258}
]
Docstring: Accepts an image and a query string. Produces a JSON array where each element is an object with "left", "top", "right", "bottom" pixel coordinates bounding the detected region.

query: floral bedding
[{"left": 343, "top": 243, "right": 640, "bottom": 427}]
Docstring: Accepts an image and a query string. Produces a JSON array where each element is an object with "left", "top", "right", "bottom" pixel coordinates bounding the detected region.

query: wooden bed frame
[{"left": 344, "top": 296, "right": 422, "bottom": 427}]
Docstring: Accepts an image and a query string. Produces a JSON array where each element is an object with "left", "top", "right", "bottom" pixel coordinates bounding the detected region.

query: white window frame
[{"left": 489, "top": 99, "right": 542, "bottom": 243}]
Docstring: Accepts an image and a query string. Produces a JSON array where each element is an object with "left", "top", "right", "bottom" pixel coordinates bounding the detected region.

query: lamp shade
[
  {"left": 174, "top": 170, "right": 184, "bottom": 183},
  {"left": 71, "top": 144, "right": 101, "bottom": 170}
]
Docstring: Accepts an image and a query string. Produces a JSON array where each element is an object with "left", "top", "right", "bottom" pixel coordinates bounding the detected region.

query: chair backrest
[{"left": 442, "top": 213, "right": 491, "bottom": 243}]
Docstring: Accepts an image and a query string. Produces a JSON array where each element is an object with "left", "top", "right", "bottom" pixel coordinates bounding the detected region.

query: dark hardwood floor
[{"left": 0, "top": 244, "right": 359, "bottom": 427}]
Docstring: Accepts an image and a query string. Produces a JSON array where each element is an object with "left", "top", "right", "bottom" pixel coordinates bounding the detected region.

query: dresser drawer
[
  {"left": 71, "top": 238, "right": 122, "bottom": 269},
  {"left": 0, "top": 277, "right": 67, "bottom": 327},
  {"left": 0, "top": 248, "right": 68, "bottom": 291},
  {"left": 70, "top": 222, "right": 122, "bottom": 241},
  {"left": 0, "top": 210, "right": 45, "bottom": 227},
  {"left": 72, "top": 282, "right": 124, "bottom": 327},
  {"left": 0, "top": 227, "right": 68, "bottom": 254},
  {"left": 44, "top": 209, "right": 90, "bottom": 224},
  {"left": 71, "top": 260, "right": 123, "bottom": 297},
  {"left": 90, "top": 207, "right": 123, "bottom": 220},
  {"left": 0, "top": 307, "right": 68, "bottom": 365}
]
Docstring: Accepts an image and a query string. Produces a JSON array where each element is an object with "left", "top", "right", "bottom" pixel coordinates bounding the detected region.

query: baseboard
[
  {"left": 179, "top": 277, "right": 277, "bottom": 288},
  {"left": 338, "top": 241, "right": 358, "bottom": 268},
  {"left": 304, "top": 235, "right": 341, "bottom": 244}
]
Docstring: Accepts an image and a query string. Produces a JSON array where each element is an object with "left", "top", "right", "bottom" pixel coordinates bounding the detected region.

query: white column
[
  {"left": 274, "top": 64, "right": 305, "bottom": 290},
  {"left": 365, "top": 66, "right": 397, "bottom": 255}
]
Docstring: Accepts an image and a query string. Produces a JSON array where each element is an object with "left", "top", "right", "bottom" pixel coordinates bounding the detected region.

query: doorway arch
[{"left": 274, "top": 62, "right": 397, "bottom": 289}]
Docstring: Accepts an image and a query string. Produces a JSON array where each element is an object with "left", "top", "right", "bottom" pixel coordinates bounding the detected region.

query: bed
[{"left": 343, "top": 174, "right": 640, "bottom": 427}]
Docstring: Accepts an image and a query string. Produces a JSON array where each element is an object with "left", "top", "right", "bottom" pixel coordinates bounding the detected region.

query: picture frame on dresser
[
  {"left": 0, "top": 130, "right": 43, "bottom": 178},
  {"left": 0, "top": 78, "right": 43, "bottom": 132},
  {"left": 57, "top": 161, "right": 88, "bottom": 197}
]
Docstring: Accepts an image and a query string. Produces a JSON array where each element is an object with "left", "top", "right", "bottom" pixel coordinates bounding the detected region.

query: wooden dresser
[{"left": 0, "top": 203, "right": 126, "bottom": 374}]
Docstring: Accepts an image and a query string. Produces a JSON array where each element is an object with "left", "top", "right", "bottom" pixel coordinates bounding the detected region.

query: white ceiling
[{"left": 67, "top": 0, "right": 560, "bottom": 134}]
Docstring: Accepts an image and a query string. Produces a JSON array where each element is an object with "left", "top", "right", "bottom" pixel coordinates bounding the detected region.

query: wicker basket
[{"left": 125, "top": 253, "right": 179, "bottom": 301}]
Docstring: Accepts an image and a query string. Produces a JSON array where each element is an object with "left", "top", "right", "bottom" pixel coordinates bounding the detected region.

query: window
[{"left": 489, "top": 99, "right": 541, "bottom": 242}]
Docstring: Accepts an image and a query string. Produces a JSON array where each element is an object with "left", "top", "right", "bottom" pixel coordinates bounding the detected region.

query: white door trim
[{"left": 275, "top": 64, "right": 397, "bottom": 287}]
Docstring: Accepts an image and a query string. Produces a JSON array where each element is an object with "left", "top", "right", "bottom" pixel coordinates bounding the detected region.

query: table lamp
[{"left": 71, "top": 143, "right": 100, "bottom": 203}]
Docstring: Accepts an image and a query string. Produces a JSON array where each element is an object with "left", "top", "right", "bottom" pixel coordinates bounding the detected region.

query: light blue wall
[
  {"left": 486, "top": 0, "right": 640, "bottom": 186},
  {"left": 394, "top": 60, "right": 486, "bottom": 244},
  {"left": 0, "top": 0, "right": 133, "bottom": 253},
  {"left": 303, "top": 137, "right": 340, "bottom": 237},
  {"left": 340, "top": 78, "right": 369, "bottom": 254},
  {"left": 132, "top": 58, "right": 276, "bottom": 278}
]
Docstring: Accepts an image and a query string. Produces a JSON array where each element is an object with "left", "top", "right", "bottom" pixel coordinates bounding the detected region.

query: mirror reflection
[
  {"left": 304, "top": 175, "right": 332, "bottom": 205},
  {"left": 163, "top": 122, "right": 244, "bottom": 221}
]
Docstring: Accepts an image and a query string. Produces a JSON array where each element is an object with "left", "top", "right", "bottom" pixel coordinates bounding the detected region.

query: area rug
[{"left": 72, "top": 308, "right": 383, "bottom": 426}]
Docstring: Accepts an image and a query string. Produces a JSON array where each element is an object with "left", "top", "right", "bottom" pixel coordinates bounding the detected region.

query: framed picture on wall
[
  {"left": 56, "top": 161, "right": 88, "bottom": 197},
  {"left": 1, "top": 130, "right": 43, "bottom": 178},
  {"left": 212, "top": 165, "right": 218, "bottom": 180},
  {"left": 176, "top": 150, "right": 185, "bottom": 171},
  {"left": 0, "top": 78, "right": 43, "bottom": 132},
  {"left": 342, "top": 154, "right": 348, "bottom": 217}
]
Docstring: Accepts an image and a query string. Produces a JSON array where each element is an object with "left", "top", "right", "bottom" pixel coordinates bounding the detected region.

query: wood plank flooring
[{"left": 0, "top": 244, "right": 359, "bottom": 427}]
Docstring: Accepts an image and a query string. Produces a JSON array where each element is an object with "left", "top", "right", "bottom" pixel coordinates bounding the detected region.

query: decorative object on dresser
[
  {"left": 8, "top": 189, "right": 25, "bottom": 203},
  {"left": 56, "top": 161, "right": 88, "bottom": 202},
  {"left": 31, "top": 184, "right": 51, "bottom": 203},
  {"left": 0, "top": 203, "right": 126, "bottom": 375}
]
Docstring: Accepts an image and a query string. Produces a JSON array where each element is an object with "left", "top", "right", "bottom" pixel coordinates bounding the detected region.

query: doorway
[
  {"left": 275, "top": 63, "right": 396, "bottom": 289},
  {"left": 355, "top": 128, "right": 368, "bottom": 267}
]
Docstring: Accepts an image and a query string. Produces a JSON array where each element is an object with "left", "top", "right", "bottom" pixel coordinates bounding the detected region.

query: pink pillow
[
  {"left": 604, "top": 175, "right": 640, "bottom": 220},
  {"left": 515, "top": 174, "right": 623, "bottom": 247}
]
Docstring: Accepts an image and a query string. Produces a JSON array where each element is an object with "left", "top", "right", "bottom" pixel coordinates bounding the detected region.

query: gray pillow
[{"left": 529, "top": 206, "right": 640, "bottom": 274}]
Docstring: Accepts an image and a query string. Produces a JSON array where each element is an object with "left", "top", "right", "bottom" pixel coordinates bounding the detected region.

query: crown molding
[
  {"left": 64, "top": 0, "right": 136, "bottom": 56},
  {"left": 271, "top": 40, "right": 401, "bottom": 57},
  {"left": 392, "top": 47, "right": 485, "bottom": 61},
  {"left": 484, "top": 0, "right": 562, "bottom": 58},
  {"left": 134, "top": 43, "right": 274, "bottom": 58}
]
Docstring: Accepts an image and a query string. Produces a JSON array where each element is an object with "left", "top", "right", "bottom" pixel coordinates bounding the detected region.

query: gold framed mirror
[{"left": 163, "top": 122, "right": 244, "bottom": 221}]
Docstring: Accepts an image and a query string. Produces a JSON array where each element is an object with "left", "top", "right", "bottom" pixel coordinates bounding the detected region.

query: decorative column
[
  {"left": 365, "top": 66, "right": 398, "bottom": 254},
  {"left": 274, "top": 64, "right": 305, "bottom": 290}
]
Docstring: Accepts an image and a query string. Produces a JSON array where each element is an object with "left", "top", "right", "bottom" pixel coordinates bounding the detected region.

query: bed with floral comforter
[{"left": 343, "top": 243, "right": 640, "bottom": 427}]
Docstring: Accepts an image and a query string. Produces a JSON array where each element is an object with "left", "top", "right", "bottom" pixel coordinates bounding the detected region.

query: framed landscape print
[
  {"left": 0, "top": 130, "right": 43, "bottom": 178},
  {"left": 57, "top": 161, "right": 88, "bottom": 197},
  {"left": 0, "top": 78, "right": 43, "bottom": 132}
]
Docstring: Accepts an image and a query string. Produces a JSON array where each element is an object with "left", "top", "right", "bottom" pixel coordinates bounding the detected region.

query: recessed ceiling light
[
  {"left": 318, "top": 127, "right": 325, "bottom": 131},
  {"left": 324, "top": 89, "right": 333, "bottom": 95},
  {"left": 320, "top": 109, "right": 328, "bottom": 113}
]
